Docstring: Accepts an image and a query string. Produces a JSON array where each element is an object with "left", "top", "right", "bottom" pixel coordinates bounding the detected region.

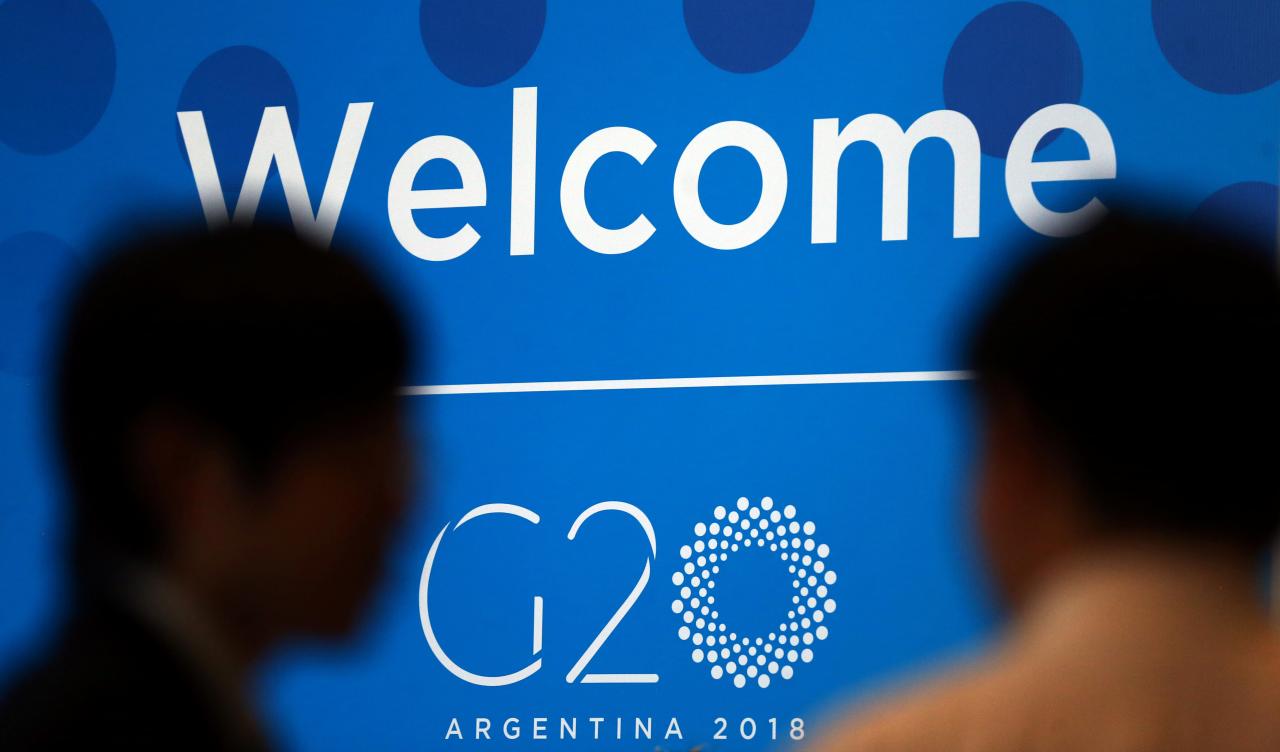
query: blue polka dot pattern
[
  {"left": 684, "top": 0, "right": 814, "bottom": 74},
  {"left": 419, "top": 0, "right": 546, "bottom": 87},
  {"left": 177, "top": 46, "right": 298, "bottom": 210},
  {"left": 0, "top": 0, "right": 115, "bottom": 155},
  {"left": 1192, "top": 181, "right": 1278, "bottom": 253},
  {"left": 1153, "top": 0, "right": 1280, "bottom": 95},
  {"left": 944, "top": 2, "right": 1082, "bottom": 158},
  {"left": 0, "top": 232, "right": 79, "bottom": 377}
]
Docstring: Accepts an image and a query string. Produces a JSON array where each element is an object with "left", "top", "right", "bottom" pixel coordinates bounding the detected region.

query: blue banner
[{"left": 1, "top": 1, "right": 1278, "bottom": 749}]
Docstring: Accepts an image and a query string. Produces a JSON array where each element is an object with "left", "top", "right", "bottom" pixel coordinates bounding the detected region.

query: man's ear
[
  {"left": 978, "top": 395, "right": 1039, "bottom": 517},
  {"left": 978, "top": 393, "right": 1095, "bottom": 611},
  {"left": 130, "top": 409, "right": 243, "bottom": 553}
]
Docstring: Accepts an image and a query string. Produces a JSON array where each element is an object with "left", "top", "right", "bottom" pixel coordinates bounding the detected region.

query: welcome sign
[{"left": 0, "top": 1, "right": 1277, "bottom": 749}]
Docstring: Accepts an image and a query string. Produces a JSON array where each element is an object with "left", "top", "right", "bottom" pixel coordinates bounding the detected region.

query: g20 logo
[
  {"left": 418, "top": 497, "right": 835, "bottom": 689},
  {"left": 673, "top": 497, "right": 837, "bottom": 689},
  {"left": 419, "top": 501, "right": 658, "bottom": 687}
]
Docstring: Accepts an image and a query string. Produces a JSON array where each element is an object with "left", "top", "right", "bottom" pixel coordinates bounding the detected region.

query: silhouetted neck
[{"left": 1014, "top": 541, "right": 1268, "bottom": 652}]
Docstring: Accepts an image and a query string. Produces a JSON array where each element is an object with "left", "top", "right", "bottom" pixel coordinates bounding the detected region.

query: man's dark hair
[
  {"left": 968, "top": 209, "right": 1280, "bottom": 552},
  {"left": 54, "top": 223, "right": 409, "bottom": 569}
]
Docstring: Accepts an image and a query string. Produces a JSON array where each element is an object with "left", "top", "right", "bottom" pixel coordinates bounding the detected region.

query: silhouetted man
[
  {"left": 0, "top": 225, "right": 412, "bottom": 750},
  {"left": 812, "top": 211, "right": 1280, "bottom": 751}
]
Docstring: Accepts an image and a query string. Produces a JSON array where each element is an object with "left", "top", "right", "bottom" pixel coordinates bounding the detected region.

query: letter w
[{"left": 177, "top": 103, "right": 372, "bottom": 246}]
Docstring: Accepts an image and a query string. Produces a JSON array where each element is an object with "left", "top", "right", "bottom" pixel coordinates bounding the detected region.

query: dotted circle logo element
[{"left": 672, "top": 496, "right": 837, "bottom": 689}]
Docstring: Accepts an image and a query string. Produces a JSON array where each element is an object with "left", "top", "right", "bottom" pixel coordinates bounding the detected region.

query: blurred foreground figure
[
  {"left": 812, "top": 212, "right": 1280, "bottom": 752},
  {"left": 0, "top": 225, "right": 411, "bottom": 750}
]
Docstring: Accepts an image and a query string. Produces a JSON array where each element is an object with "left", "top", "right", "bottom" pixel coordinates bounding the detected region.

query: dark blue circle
[
  {"left": 0, "top": 232, "right": 80, "bottom": 377},
  {"left": 419, "top": 0, "right": 546, "bottom": 87},
  {"left": 0, "top": 0, "right": 115, "bottom": 155},
  {"left": 944, "top": 2, "right": 1083, "bottom": 158},
  {"left": 683, "top": 0, "right": 815, "bottom": 74},
  {"left": 177, "top": 46, "right": 298, "bottom": 212},
  {"left": 1192, "top": 181, "right": 1278, "bottom": 252},
  {"left": 1153, "top": 0, "right": 1280, "bottom": 94}
]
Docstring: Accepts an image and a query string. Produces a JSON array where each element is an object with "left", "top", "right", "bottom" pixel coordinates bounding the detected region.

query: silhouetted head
[
  {"left": 967, "top": 209, "right": 1280, "bottom": 610},
  {"left": 54, "top": 223, "right": 412, "bottom": 645}
]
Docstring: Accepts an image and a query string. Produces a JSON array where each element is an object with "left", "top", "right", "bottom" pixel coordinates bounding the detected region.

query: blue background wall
[{"left": 1, "top": 1, "right": 1278, "bottom": 749}]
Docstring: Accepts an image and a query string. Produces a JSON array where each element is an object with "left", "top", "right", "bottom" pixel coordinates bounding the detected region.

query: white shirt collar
[{"left": 116, "top": 564, "right": 269, "bottom": 749}]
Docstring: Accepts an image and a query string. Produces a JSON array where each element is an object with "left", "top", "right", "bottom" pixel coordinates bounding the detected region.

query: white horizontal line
[
  {"left": 578, "top": 673, "right": 660, "bottom": 684},
  {"left": 400, "top": 370, "right": 972, "bottom": 396}
]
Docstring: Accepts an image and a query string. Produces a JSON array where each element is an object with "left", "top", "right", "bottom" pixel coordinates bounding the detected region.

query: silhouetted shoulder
[
  {"left": 0, "top": 598, "right": 232, "bottom": 751},
  {"left": 807, "top": 659, "right": 1004, "bottom": 752}
]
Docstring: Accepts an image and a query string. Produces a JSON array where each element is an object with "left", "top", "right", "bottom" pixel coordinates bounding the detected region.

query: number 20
[{"left": 418, "top": 501, "right": 658, "bottom": 686}]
